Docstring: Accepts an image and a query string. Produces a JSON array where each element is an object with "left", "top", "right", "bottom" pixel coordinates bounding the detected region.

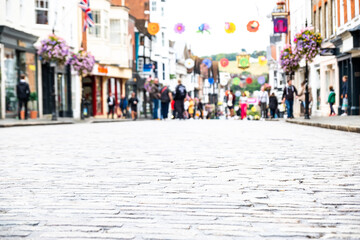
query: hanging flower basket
[
  {"left": 37, "top": 34, "right": 70, "bottom": 65},
  {"left": 294, "top": 27, "right": 323, "bottom": 62},
  {"left": 280, "top": 44, "right": 300, "bottom": 74},
  {"left": 67, "top": 49, "right": 96, "bottom": 76}
]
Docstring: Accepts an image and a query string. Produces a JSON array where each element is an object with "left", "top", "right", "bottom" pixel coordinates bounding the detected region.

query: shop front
[
  {"left": 0, "top": 26, "right": 38, "bottom": 119},
  {"left": 82, "top": 64, "right": 131, "bottom": 118}
]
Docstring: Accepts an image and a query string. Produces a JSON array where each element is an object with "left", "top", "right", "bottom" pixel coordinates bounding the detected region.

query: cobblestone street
[{"left": 0, "top": 121, "right": 360, "bottom": 239}]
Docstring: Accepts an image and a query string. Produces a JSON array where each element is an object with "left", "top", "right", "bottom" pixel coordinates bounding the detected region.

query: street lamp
[{"left": 304, "top": 20, "right": 310, "bottom": 120}]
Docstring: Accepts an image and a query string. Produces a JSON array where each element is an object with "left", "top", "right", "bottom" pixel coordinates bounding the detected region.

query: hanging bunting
[
  {"left": 246, "top": 77, "right": 253, "bottom": 84},
  {"left": 220, "top": 58, "right": 229, "bottom": 67},
  {"left": 148, "top": 23, "right": 160, "bottom": 35},
  {"left": 232, "top": 77, "right": 240, "bottom": 85},
  {"left": 197, "top": 23, "right": 210, "bottom": 34},
  {"left": 225, "top": 22, "right": 236, "bottom": 34},
  {"left": 202, "top": 58, "right": 212, "bottom": 68},
  {"left": 247, "top": 20, "right": 260, "bottom": 32},
  {"left": 208, "top": 78, "right": 214, "bottom": 85},
  {"left": 185, "top": 59, "right": 195, "bottom": 69},
  {"left": 174, "top": 23, "right": 185, "bottom": 34},
  {"left": 258, "top": 56, "right": 267, "bottom": 66},
  {"left": 257, "top": 76, "right": 266, "bottom": 85}
]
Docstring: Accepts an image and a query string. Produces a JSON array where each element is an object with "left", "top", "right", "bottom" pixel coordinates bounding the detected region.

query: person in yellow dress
[{"left": 188, "top": 98, "right": 195, "bottom": 119}]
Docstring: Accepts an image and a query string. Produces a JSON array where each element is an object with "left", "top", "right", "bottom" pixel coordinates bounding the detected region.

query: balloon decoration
[
  {"left": 258, "top": 56, "right": 267, "bottom": 66},
  {"left": 247, "top": 20, "right": 260, "bottom": 32},
  {"left": 202, "top": 58, "right": 212, "bottom": 68},
  {"left": 197, "top": 23, "right": 210, "bottom": 34},
  {"left": 208, "top": 78, "right": 214, "bottom": 85},
  {"left": 185, "top": 59, "right": 195, "bottom": 69},
  {"left": 246, "top": 77, "right": 253, "bottom": 84},
  {"left": 220, "top": 58, "right": 229, "bottom": 67},
  {"left": 251, "top": 106, "right": 257, "bottom": 112},
  {"left": 148, "top": 23, "right": 160, "bottom": 35},
  {"left": 225, "top": 22, "right": 236, "bottom": 34},
  {"left": 245, "top": 91, "right": 250, "bottom": 97},
  {"left": 220, "top": 77, "right": 229, "bottom": 86},
  {"left": 174, "top": 23, "right": 185, "bottom": 34},
  {"left": 257, "top": 76, "right": 266, "bottom": 85},
  {"left": 235, "top": 91, "right": 241, "bottom": 97},
  {"left": 232, "top": 77, "right": 240, "bottom": 85}
]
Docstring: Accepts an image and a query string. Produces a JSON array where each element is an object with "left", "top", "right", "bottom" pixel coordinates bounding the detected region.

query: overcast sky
[{"left": 165, "top": 0, "right": 278, "bottom": 56}]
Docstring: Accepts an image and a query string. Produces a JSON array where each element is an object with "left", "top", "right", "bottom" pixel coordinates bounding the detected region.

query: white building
[{"left": 0, "top": 0, "right": 81, "bottom": 119}]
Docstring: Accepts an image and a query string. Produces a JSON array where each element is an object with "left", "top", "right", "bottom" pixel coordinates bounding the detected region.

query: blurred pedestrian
[
  {"left": 298, "top": 81, "right": 313, "bottom": 115},
  {"left": 160, "top": 85, "right": 172, "bottom": 120},
  {"left": 269, "top": 92, "right": 278, "bottom": 119},
  {"left": 226, "top": 90, "right": 236, "bottom": 117},
  {"left": 16, "top": 74, "right": 30, "bottom": 120},
  {"left": 258, "top": 86, "right": 269, "bottom": 120},
  {"left": 282, "top": 80, "right": 298, "bottom": 119},
  {"left": 239, "top": 92, "right": 248, "bottom": 120},
  {"left": 197, "top": 99, "right": 204, "bottom": 119},
  {"left": 107, "top": 93, "right": 115, "bottom": 119},
  {"left": 341, "top": 75, "right": 348, "bottom": 116},
  {"left": 174, "top": 80, "right": 187, "bottom": 119},
  {"left": 184, "top": 98, "right": 189, "bottom": 119},
  {"left": 188, "top": 98, "right": 195, "bottom": 119},
  {"left": 119, "top": 94, "right": 128, "bottom": 119},
  {"left": 150, "top": 78, "right": 161, "bottom": 119},
  {"left": 171, "top": 98, "right": 175, "bottom": 119},
  {"left": 128, "top": 92, "right": 139, "bottom": 120},
  {"left": 328, "top": 86, "right": 336, "bottom": 116}
]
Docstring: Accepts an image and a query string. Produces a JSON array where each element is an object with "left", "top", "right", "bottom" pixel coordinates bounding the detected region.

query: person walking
[
  {"left": 16, "top": 74, "right": 30, "bottom": 120},
  {"left": 188, "top": 98, "right": 195, "bottom": 119},
  {"left": 150, "top": 78, "right": 161, "bottom": 119},
  {"left": 269, "top": 92, "right": 278, "bottom": 119},
  {"left": 128, "top": 92, "right": 139, "bottom": 120},
  {"left": 107, "top": 93, "right": 116, "bottom": 119},
  {"left": 160, "top": 85, "right": 172, "bottom": 120},
  {"left": 174, "top": 79, "right": 187, "bottom": 119},
  {"left": 328, "top": 86, "right": 336, "bottom": 116},
  {"left": 298, "top": 81, "right": 313, "bottom": 115},
  {"left": 239, "top": 92, "right": 248, "bottom": 120},
  {"left": 282, "top": 80, "right": 298, "bottom": 119},
  {"left": 119, "top": 95, "right": 128, "bottom": 119},
  {"left": 258, "top": 86, "right": 269, "bottom": 120},
  {"left": 226, "top": 90, "right": 236, "bottom": 118},
  {"left": 197, "top": 99, "right": 204, "bottom": 119},
  {"left": 341, "top": 75, "right": 348, "bottom": 116}
]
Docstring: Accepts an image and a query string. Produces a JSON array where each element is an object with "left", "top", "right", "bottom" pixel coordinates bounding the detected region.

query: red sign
[
  {"left": 98, "top": 66, "right": 108, "bottom": 74},
  {"left": 274, "top": 18, "right": 288, "bottom": 34}
]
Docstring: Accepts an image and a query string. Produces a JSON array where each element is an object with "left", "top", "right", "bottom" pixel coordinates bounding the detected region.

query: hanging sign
[
  {"left": 274, "top": 18, "right": 288, "bottom": 34},
  {"left": 237, "top": 54, "right": 250, "bottom": 69}
]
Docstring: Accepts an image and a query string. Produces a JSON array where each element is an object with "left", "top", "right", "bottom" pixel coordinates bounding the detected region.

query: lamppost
[{"left": 304, "top": 20, "right": 310, "bottom": 120}]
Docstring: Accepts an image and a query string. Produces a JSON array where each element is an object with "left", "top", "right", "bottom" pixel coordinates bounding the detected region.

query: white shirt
[
  {"left": 240, "top": 96, "right": 248, "bottom": 104},
  {"left": 258, "top": 91, "right": 269, "bottom": 104}
]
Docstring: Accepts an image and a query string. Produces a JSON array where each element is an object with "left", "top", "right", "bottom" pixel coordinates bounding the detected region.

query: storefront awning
[{"left": 0, "top": 26, "right": 38, "bottom": 52}]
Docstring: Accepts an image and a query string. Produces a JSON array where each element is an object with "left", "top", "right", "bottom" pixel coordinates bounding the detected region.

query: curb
[
  {"left": 0, "top": 121, "right": 74, "bottom": 128},
  {"left": 286, "top": 120, "right": 360, "bottom": 133}
]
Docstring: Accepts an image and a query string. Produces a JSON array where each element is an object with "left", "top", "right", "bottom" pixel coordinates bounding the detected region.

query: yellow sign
[
  {"left": 237, "top": 54, "right": 250, "bottom": 69},
  {"left": 29, "top": 65, "right": 36, "bottom": 71}
]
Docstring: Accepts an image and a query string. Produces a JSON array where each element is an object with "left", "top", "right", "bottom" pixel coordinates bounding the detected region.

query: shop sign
[
  {"left": 143, "top": 64, "right": 153, "bottom": 72},
  {"left": 274, "top": 18, "right": 288, "bottom": 34},
  {"left": 98, "top": 66, "right": 108, "bottom": 74}
]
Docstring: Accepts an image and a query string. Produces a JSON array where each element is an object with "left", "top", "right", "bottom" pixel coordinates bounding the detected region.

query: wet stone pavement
[{"left": 0, "top": 120, "right": 360, "bottom": 240}]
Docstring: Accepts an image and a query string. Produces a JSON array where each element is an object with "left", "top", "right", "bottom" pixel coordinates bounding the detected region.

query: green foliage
[
  {"left": 244, "top": 81, "right": 261, "bottom": 93},
  {"left": 29, "top": 92, "right": 38, "bottom": 101},
  {"left": 169, "top": 74, "right": 176, "bottom": 80}
]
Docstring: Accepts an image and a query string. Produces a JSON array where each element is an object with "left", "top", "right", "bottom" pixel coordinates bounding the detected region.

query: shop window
[
  {"left": 152, "top": 1, "right": 157, "bottom": 11},
  {"left": 4, "top": 48, "right": 17, "bottom": 117},
  {"left": 122, "top": 19, "right": 127, "bottom": 45},
  {"left": 35, "top": 0, "right": 49, "bottom": 25},
  {"left": 96, "top": 78, "right": 102, "bottom": 114},
  {"left": 110, "top": 19, "right": 121, "bottom": 44},
  {"left": 6, "top": 0, "right": 12, "bottom": 21},
  {"left": 104, "top": 11, "right": 109, "bottom": 39},
  {"left": 89, "top": 10, "right": 101, "bottom": 38},
  {"left": 57, "top": 73, "right": 69, "bottom": 113}
]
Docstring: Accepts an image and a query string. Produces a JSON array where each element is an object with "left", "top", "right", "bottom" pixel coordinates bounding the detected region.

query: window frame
[
  {"left": 110, "top": 19, "right": 121, "bottom": 44},
  {"left": 34, "top": 0, "right": 49, "bottom": 25},
  {"left": 89, "top": 10, "right": 102, "bottom": 38}
]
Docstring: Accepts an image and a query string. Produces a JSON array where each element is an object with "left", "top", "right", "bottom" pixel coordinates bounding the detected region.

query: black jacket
[
  {"left": 282, "top": 85, "right": 298, "bottom": 101},
  {"left": 174, "top": 84, "right": 187, "bottom": 100},
  {"left": 269, "top": 96, "right": 278, "bottom": 110},
  {"left": 16, "top": 81, "right": 30, "bottom": 100}
]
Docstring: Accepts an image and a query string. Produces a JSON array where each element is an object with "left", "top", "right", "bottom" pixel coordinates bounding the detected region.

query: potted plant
[{"left": 29, "top": 92, "right": 38, "bottom": 119}]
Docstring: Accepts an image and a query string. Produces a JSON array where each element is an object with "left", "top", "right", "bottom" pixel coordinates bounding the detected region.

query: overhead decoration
[
  {"left": 246, "top": 77, "right": 253, "bottom": 84},
  {"left": 237, "top": 54, "right": 250, "bottom": 69},
  {"left": 274, "top": 18, "right": 288, "bottom": 34},
  {"left": 220, "top": 58, "right": 229, "bottom": 67},
  {"left": 251, "top": 106, "right": 257, "bottom": 112},
  {"left": 185, "top": 59, "right": 195, "bottom": 69},
  {"left": 148, "top": 22, "right": 160, "bottom": 35},
  {"left": 294, "top": 27, "right": 323, "bottom": 62},
  {"left": 258, "top": 56, "right": 267, "bottom": 66},
  {"left": 232, "top": 77, "right": 240, "bottom": 85},
  {"left": 235, "top": 91, "right": 241, "bottom": 97},
  {"left": 247, "top": 20, "right": 260, "bottom": 32},
  {"left": 37, "top": 35, "right": 70, "bottom": 65},
  {"left": 225, "top": 22, "right": 236, "bottom": 34},
  {"left": 220, "top": 77, "right": 229, "bottom": 86},
  {"left": 67, "top": 49, "right": 95, "bottom": 76},
  {"left": 257, "top": 76, "right": 266, "bottom": 85},
  {"left": 280, "top": 44, "right": 300, "bottom": 73},
  {"left": 174, "top": 23, "right": 185, "bottom": 34},
  {"left": 202, "top": 58, "right": 212, "bottom": 68},
  {"left": 197, "top": 23, "right": 210, "bottom": 34},
  {"left": 79, "top": 0, "right": 95, "bottom": 32},
  {"left": 208, "top": 78, "right": 214, "bottom": 85}
]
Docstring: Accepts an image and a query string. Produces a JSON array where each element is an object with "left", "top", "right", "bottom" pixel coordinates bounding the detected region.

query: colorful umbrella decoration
[
  {"left": 202, "top": 58, "right": 212, "bottom": 68},
  {"left": 197, "top": 23, "right": 210, "bottom": 34},
  {"left": 257, "top": 76, "right": 266, "bottom": 85},
  {"left": 220, "top": 58, "right": 229, "bottom": 67},
  {"left": 174, "top": 23, "right": 185, "bottom": 34},
  {"left": 185, "top": 59, "right": 195, "bottom": 69},
  {"left": 258, "top": 56, "right": 267, "bottom": 66},
  {"left": 208, "top": 78, "right": 214, "bottom": 85},
  {"left": 225, "top": 22, "right": 236, "bottom": 34},
  {"left": 247, "top": 20, "right": 260, "bottom": 32},
  {"left": 148, "top": 22, "right": 160, "bottom": 35},
  {"left": 232, "top": 77, "right": 240, "bottom": 85},
  {"left": 246, "top": 77, "right": 253, "bottom": 84}
]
